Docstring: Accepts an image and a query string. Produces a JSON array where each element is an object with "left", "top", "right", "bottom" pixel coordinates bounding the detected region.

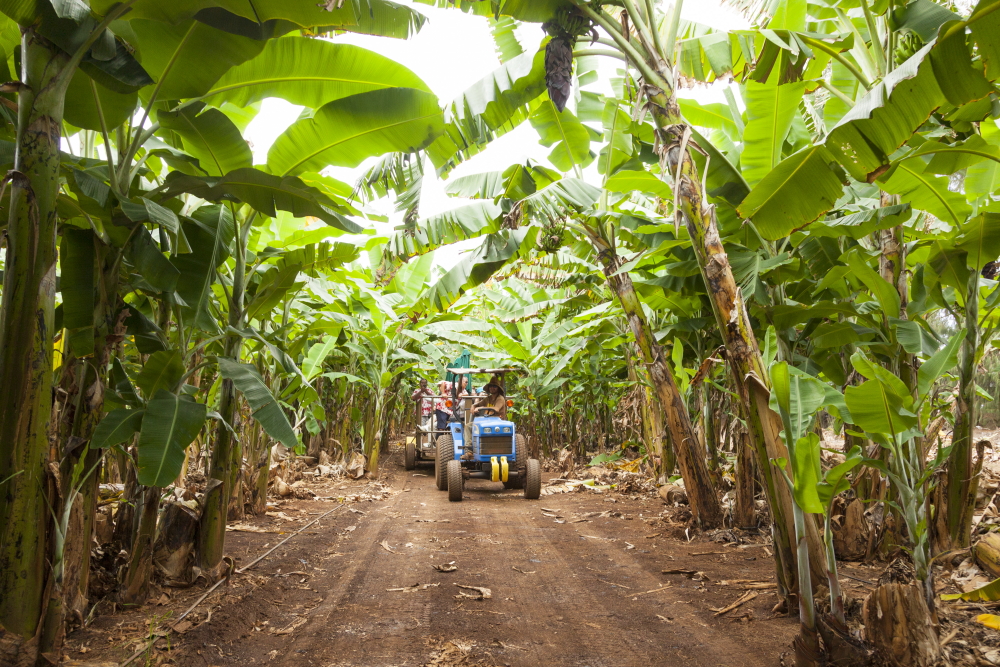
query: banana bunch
[
  {"left": 544, "top": 5, "right": 593, "bottom": 39},
  {"left": 537, "top": 216, "right": 567, "bottom": 254},
  {"left": 894, "top": 30, "right": 923, "bottom": 66}
]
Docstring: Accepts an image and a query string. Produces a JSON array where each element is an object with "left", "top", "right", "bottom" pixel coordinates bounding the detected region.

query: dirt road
[{"left": 70, "top": 453, "right": 798, "bottom": 666}]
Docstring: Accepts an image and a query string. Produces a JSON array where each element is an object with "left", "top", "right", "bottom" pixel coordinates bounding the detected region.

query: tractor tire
[
  {"left": 447, "top": 460, "right": 464, "bottom": 502},
  {"left": 435, "top": 434, "right": 453, "bottom": 491},
  {"left": 503, "top": 434, "right": 527, "bottom": 489},
  {"left": 524, "top": 458, "right": 541, "bottom": 500},
  {"left": 404, "top": 439, "right": 416, "bottom": 470}
]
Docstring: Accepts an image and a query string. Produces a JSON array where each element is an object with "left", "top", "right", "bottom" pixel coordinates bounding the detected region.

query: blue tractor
[{"left": 434, "top": 368, "right": 541, "bottom": 502}]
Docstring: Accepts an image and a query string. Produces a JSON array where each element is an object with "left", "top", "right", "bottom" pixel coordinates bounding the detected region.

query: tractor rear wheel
[
  {"left": 524, "top": 459, "right": 541, "bottom": 500},
  {"left": 503, "top": 434, "right": 527, "bottom": 489},
  {"left": 435, "top": 434, "right": 453, "bottom": 491},
  {"left": 404, "top": 439, "right": 416, "bottom": 470},
  {"left": 447, "top": 460, "right": 464, "bottom": 501}
]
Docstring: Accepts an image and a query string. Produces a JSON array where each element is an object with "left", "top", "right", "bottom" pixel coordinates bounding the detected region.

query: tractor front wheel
[
  {"left": 447, "top": 460, "right": 464, "bottom": 502},
  {"left": 524, "top": 459, "right": 541, "bottom": 499},
  {"left": 435, "top": 434, "right": 453, "bottom": 491},
  {"left": 503, "top": 434, "right": 527, "bottom": 489},
  {"left": 405, "top": 439, "right": 416, "bottom": 470}
]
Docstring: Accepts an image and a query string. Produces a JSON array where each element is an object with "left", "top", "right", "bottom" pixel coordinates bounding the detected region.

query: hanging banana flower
[{"left": 541, "top": 6, "right": 597, "bottom": 112}]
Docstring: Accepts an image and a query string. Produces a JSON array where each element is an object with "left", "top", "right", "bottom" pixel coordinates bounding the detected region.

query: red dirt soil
[{"left": 66, "top": 449, "right": 801, "bottom": 667}]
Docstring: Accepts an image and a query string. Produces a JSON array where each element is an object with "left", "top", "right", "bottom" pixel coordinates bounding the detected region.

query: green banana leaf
[
  {"left": 216, "top": 357, "right": 297, "bottom": 448},
  {"left": 267, "top": 87, "right": 444, "bottom": 177},
  {"left": 204, "top": 37, "right": 430, "bottom": 110},
  {"left": 136, "top": 390, "right": 207, "bottom": 486}
]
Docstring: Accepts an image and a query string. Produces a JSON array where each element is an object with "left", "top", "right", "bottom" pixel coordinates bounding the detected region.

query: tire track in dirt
[{"left": 265, "top": 465, "right": 793, "bottom": 667}]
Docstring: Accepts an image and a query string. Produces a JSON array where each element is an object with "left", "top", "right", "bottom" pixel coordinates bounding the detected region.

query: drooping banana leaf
[
  {"left": 216, "top": 357, "right": 297, "bottom": 448},
  {"left": 136, "top": 390, "right": 208, "bottom": 486}
]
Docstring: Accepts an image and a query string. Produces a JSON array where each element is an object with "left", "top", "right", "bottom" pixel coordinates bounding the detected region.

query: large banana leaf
[
  {"left": 135, "top": 349, "right": 185, "bottom": 399},
  {"left": 807, "top": 204, "right": 911, "bottom": 240},
  {"left": 245, "top": 263, "right": 302, "bottom": 322},
  {"left": 267, "top": 88, "right": 444, "bottom": 177},
  {"left": 64, "top": 69, "right": 137, "bottom": 132},
  {"left": 91, "top": 408, "right": 145, "bottom": 449},
  {"left": 677, "top": 99, "right": 739, "bottom": 135},
  {"left": 124, "top": 225, "right": 180, "bottom": 293},
  {"left": 879, "top": 162, "right": 971, "bottom": 224},
  {"left": 204, "top": 38, "right": 430, "bottom": 110},
  {"left": 966, "top": 120, "right": 1000, "bottom": 198},
  {"left": 216, "top": 357, "right": 297, "bottom": 448},
  {"left": 741, "top": 80, "right": 807, "bottom": 188},
  {"left": 604, "top": 171, "right": 672, "bottom": 199},
  {"left": 521, "top": 178, "right": 601, "bottom": 219},
  {"left": 60, "top": 228, "right": 95, "bottom": 357},
  {"left": 956, "top": 212, "right": 1000, "bottom": 270},
  {"left": 759, "top": 5, "right": 1000, "bottom": 228},
  {"left": 917, "top": 330, "right": 966, "bottom": 397},
  {"left": 386, "top": 201, "right": 502, "bottom": 262},
  {"left": 844, "top": 379, "right": 917, "bottom": 435},
  {"left": 337, "top": 0, "right": 428, "bottom": 39},
  {"left": 737, "top": 145, "right": 847, "bottom": 240},
  {"left": 158, "top": 103, "right": 252, "bottom": 177},
  {"left": 528, "top": 100, "right": 597, "bottom": 172},
  {"left": 87, "top": 0, "right": 350, "bottom": 24},
  {"left": 136, "top": 390, "right": 208, "bottom": 486},
  {"left": 846, "top": 250, "right": 901, "bottom": 320},
  {"left": 677, "top": 32, "right": 735, "bottom": 83},
  {"left": 159, "top": 168, "right": 362, "bottom": 233},
  {"left": 428, "top": 228, "right": 533, "bottom": 310},
  {"left": 276, "top": 242, "right": 360, "bottom": 277},
  {"left": 130, "top": 19, "right": 265, "bottom": 101},
  {"left": 822, "top": 60, "right": 859, "bottom": 130},
  {"left": 171, "top": 205, "right": 235, "bottom": 331},
  {"left": 120, "top": 197, "right": 181, "bottom": 233},
  {"left": 427, "top": 47, "right": 547, "bottom": 175},
  {"left": 302, "top": 337, "right": 338, "bottom": 382}
]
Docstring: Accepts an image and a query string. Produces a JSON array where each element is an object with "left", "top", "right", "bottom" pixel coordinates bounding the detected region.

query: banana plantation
[{"left": 1, "top": 0, "right": 1000, "bottom": 664}]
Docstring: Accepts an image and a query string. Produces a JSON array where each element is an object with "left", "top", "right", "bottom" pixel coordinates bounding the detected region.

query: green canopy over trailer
[{"left": 445, "top": 349, "right": 471, "bottom": 384}]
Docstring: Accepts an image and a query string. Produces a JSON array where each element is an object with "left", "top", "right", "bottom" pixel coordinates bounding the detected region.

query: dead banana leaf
[
  {"left": 976, "top": 614, "right": 1000, "bottom": 630},
  {"left": 454, "top": 584, "right": 491, "bottom": 600},
  {"left": 941, "top": 577, "right": 1000, "bottom": 602},
  {"left": 387, "top": 583, "right": 440, "bottom": 593}
]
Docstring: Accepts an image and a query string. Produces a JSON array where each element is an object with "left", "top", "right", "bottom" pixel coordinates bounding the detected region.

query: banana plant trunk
[
  {"left": 946, "top": 268, "right": 980, "bottom": 548},
  {"left": 645, "top": 85, "right": 828, "bottom": 591},
  {"left": 626, "top": 346, "right": 668, "bottom": 475},
  {"left": 199, "top": 212, "right": 248, "bottom": 576},
  {"left": 123, "top": 485, "right": 161, "bottom": 604},
  {"left": 598, "top": 249, "right": 723, "bottom": 528},
  {"left": 0, "top": 33, "right": 72, "bottom": 651}
]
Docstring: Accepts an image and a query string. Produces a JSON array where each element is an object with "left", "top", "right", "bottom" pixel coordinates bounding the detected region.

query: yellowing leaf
[
  {"left": 941, "top": 577, "right": 1000, "bottom": 601},
  {"left": 977, "top": 614, "right": 1000, "bottom": 630}
]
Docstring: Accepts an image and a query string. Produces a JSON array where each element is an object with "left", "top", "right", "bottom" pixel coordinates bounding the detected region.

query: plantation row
[{"left": 0, "top": 0, "right": 999, "bottom": 664}]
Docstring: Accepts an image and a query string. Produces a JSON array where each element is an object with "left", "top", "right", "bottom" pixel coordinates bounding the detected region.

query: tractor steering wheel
[{"left": 474, "top": 406, "right": 499, "bottom": 417}]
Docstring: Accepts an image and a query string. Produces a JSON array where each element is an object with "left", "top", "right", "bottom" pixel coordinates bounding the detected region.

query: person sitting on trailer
[
  {"left": 435, "top": 380, "right": 453, "bottom": 431},
  {"left": 473, "top": 375, "right": 507, "bottom": 419},
  {"left": 411, "top": 378, "right": 435, "bottom": 443}
]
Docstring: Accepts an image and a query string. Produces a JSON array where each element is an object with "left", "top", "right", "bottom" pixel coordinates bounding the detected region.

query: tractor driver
[{"left": 473, "top": 375, "right": 507, "bottom": 419}]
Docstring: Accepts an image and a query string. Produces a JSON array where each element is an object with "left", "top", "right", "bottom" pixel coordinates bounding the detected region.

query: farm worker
[
  {"left": 435, "top": 380, "right": 453, "bottom": 431},
  {"left": 474, "top": 375, "right": 507, "bottom": 419},
  {"left": 411, "top": 378, "right": 435, "bottom": 442}
]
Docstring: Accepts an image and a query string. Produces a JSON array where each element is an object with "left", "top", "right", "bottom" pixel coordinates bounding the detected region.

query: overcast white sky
[{"left": 243, "top": 1, "right": 749, "bottom": 268}]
